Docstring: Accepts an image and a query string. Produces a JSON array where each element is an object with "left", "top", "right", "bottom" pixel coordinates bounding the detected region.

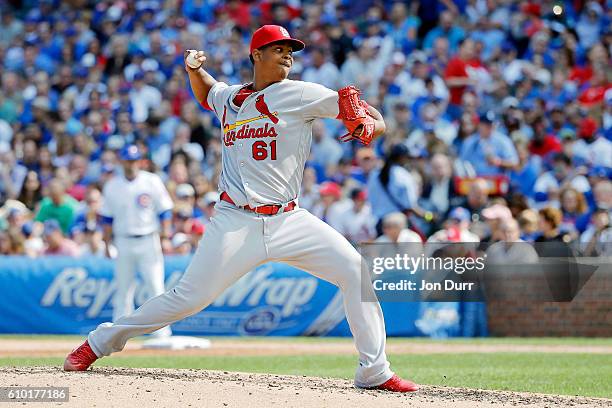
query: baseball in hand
[{"left": 185, "top": 50, "right": 205, "bottom": 69}]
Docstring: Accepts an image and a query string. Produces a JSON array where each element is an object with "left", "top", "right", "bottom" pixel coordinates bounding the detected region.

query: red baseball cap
[
  {"left": 250, "top": 25, "right": 305, "bottom": 55},
  {"left": 318, "top": 182, "right": 342, "bottom": 199},
  {"left": 578, "top": 117, "right": 598, "bottom": 138}
]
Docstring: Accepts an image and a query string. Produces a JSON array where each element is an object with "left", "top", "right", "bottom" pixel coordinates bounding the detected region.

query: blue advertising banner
[{"left": 0, "top": 257, "right": 473, "bottom": 337}]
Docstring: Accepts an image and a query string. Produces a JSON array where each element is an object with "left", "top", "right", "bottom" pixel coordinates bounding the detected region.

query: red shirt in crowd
[
  {"left": 569, "top": 65, "right": 593, "bottom": 85},
  {"left": 444, "top": 57, "right": 482, "bottom": 105},
  {"left": 528, "top": 135, "right": 562, "bottom": 157}
]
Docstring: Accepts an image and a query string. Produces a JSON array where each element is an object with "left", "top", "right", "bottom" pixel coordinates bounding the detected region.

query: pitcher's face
[{"left": 253, "top": 42, "right": 294, "bottom": 80}]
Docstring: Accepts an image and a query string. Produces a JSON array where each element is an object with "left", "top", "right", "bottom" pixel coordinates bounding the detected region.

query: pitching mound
[{"left": 2, "top": 366, "right": 610, "bottom": 408}]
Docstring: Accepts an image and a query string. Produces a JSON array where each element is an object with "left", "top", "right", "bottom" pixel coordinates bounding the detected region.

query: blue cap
[
  {"left": 389, "top": 143, "right": 410, "bottom": 158},
  {"left": 119, "top": 82, "right": 132, "bottom": 93},
  {"left": 501, "top": 40, "right": 515, "bottom": 53},
  {"left": 422, "top": 123, "right": 435, "bottom": 133},
  {"left": 21, "top": 222, "right": 34, "bottom": 237},
  {"left": 43, "top": 219, "right": 62, "bottom": 235},
  {"left": 449, "top": 207, "right": 471, "bottom": 222},
  {"left": 588, "top": 166, "right": 612, "bottom": 179},
  {"left": 70, "top": 224, "right": 85, "bottom": 237},
  {"left": 64, "top": 27, "right": 77, "bottom": 37},
  {"left": 8, "top": 208, "right": 21, "bottom": 218},
  {"left": 120, "top": 144, "right": 141, "bottom": 161},
  {"left": 133, "top": 70, "right": 145, "bottom": 81},
  {"left": 479, "top": 111, "right": 495, "bottom": 124},
  {"left": 74, "top": 66, "right": 89, "bottom": 78},
  {"left": 144, "top": 21, "right": 158, "bottom": 31},
  {"left": 101, "top": 163, "right": 115, "bottom": 173}
]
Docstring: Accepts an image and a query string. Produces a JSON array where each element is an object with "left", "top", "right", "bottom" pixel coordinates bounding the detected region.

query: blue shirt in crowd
[
  {"left": 459, "top": 131, "right": 518, "bottom": 176},
  {"left": 367, "top": 165, "right": 417, "bottom": 221}
]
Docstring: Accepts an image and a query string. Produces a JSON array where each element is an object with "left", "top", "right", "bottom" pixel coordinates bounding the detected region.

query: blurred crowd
[{"left": 0, "top": 0, "right": 611, "bottom": 258}]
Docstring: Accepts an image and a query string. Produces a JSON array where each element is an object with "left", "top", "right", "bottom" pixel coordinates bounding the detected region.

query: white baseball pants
[
  {"left": 89, "top": 201, "right": 393, "bottom": 387},
  {"left": 112, "top": 233, "right": 172, "bottom": 338}
]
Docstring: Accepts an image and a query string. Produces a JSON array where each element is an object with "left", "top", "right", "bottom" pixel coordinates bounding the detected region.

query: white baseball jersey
[
  {"left": 206, "top": 80, "right": 340, "bottom": 206},
  {"left": 100, "top": 171, "right": 173, "bottom": 236}
]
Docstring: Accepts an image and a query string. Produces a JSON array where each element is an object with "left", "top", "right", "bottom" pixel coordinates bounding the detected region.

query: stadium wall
[
  {"left": 0, "top": 256, "right": 481, "bottom": 337},
  {"left": 486, "top": 265, "right": 611, "bottom": 337}
]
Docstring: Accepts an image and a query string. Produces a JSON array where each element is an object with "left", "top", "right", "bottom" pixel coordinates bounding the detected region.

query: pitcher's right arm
[{"left": 184, "top": 50, "right": 217, "bottom": 109}]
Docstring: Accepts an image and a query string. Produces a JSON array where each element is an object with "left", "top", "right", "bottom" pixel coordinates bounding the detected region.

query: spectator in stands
[
  {"left": 485, "top": 218, "right": 539, "bottom": 264},
  {"left": 533, "top": 153, "right": 591, "bottom": 206},
  {"left": 42, "top": 219, "right": 81, "bottom": 256},
  {"left": 0, "top": 230, "right": 12, "bottom": 255},
  {"left": 517, "top": 209, "right": 540, "bottom": 242},
  {"left": 171, "top": 232, "right": 192, "bottom": 255},
  {"left": 79, "top": 225, "right": 110, "bottom": 257},
  {"left": 535, "top": 207, "right": 570, "bottom": 243},
  {"left": 452, "top": 111, "right": 477, "bottom": 154},
  {"left": 22, "top": 221, "right": 43, "bottom": 258},
  {"left": 404, "top": 51, "right": 449, "bottom": 108},
  {"left": 0, "top": 145, "right": 27, "bottom": 202},
  {"left": 405, "top": 103, "right": 455, "bottom": 155},
  {"left": 17, "top": 171, "right": 42, "bottom": 211},
  {"left": 368, "top": 144, "right": 418, "bottom": 234},
  {"left": 198, "top": 191, "right": 219, "bottom": 224},
  {"left": 299, "top": 167, "right": 319, "bottom": 212},
  {"left": 340, "top": 37, "right": 385, "bottom": 100},
  {"left": 458, "top": 178, "right": 490, "bottom": 222},
  {"left": 580, "top": 208, "right": 612, "bottom": 256},
  {"left": 5, "top": 206, "right": 27, "bottom": 235},
  {"left": 480, "top": 203, "right": 513, "bottom": 242},
  {"left": 302, "top": 47, "right": 341, "bottom": 90},
  {"left": 375, "top": 212, "right": 421, "bottom": 244},
  {"left": 459, "top": 111, "right": 518, "bottom": 176},
  {"left": 73, "top": 187, "right": 103, "bottom": 232},
  {"left": 576, "top": 2, "right": 607, "bottom": 49},
  {"left": 444, "top": 38, "right": 476, "bottom": 120},
  {"left": 559, "top": 187, "right": 589, "bottom": 238},
  {"left": 527, "top": 115, "right": 562, "bottom": 159},
  {"left": 572, "top": 117, "right": 612, "bottom": 168},
  {"left": 329, "top": 188, "right": 375, "bottom": 246},
  {"left": 575, "top": 179, "right": 612, "bottom": 232},
  {"left": 421, "top": 153, "right": 459, "bottom": 218},
  {"left": 0, "top": 0, "right": 610, "bottom": 259},
  {"left": 34, "top": 178, "right": 78, "bottom": 234},
  {"left": 428, "top": 207, "right": 479, "bottom": 243},
  {"left": 423, "top": 10, "right": 465, "bottom": 52},
  {"left": 175, "top": 183, "right": 201, "bottom": 218},
  {"left": 311, "top": 181, "right": 343, "bottom": 224},
  {"left": 310, "top": 120, "right": 344, "bottom": 173}
]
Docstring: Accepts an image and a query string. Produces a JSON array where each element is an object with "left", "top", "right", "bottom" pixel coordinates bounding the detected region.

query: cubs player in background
[
  {"left": 100, "top": 144, "right": 173, "bottom": 338},
  {"left": 65, "top": 25, "right": 418, "bottom": 393}
]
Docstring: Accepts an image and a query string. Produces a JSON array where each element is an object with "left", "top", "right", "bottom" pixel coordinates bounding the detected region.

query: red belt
[{"left": 220, "top": 192, "right": 296, "bottom": 215}]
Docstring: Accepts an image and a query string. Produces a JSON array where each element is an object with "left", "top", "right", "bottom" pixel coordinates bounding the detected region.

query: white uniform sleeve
[
  {"left": 205, "top": 81, "right": 233, "bottom": 117},
  {"left": 300, "top": 82, "right": 340, "bottom": 121},
  {"left": 152, "top": 175, "right": 174, "bottom": 213},
  {"left": 99, "top": 182, "right": 114, "bottom": 218}
]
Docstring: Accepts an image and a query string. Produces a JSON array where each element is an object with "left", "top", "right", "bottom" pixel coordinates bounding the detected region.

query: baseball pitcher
[{"left": 64, "top": 25, "right": 418, "bottom": 392}]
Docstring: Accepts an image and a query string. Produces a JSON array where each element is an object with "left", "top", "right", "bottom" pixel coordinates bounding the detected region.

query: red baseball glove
[{"left": 337, "top": 86, "right": 375, "bottom": 145}]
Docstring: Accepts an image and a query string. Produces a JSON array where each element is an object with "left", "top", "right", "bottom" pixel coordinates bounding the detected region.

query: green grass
[
  {"left": 2, "top": 334, "right": 612, "bottom": 346},
  {"left": 1, "top": 352, "right": 610, "bottom": 399}
]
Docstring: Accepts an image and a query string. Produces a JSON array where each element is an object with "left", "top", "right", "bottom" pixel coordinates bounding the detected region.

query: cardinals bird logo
[{"left": 255, "top": 95, "right": 279, "bottom": 124}]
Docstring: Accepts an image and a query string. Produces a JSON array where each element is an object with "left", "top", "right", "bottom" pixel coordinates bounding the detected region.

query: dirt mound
[{"left": 2, "top": 367, "right": 610, "bottom": 408}]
